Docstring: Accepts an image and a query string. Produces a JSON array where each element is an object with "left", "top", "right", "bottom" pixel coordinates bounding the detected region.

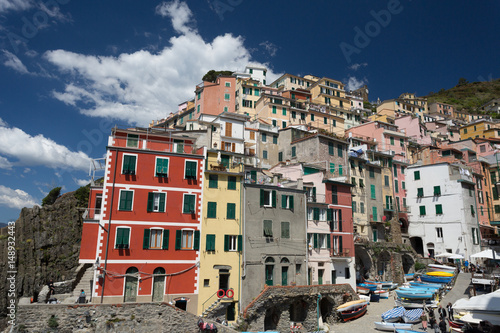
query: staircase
[
  {"left": 202, "top": 299, "right": 220, "bottom": 318},
  {"left": 62, "top": 265, "right": 94, "bottom": 304}
]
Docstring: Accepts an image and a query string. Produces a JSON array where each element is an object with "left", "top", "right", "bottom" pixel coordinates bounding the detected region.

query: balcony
[
  {"left": 331, "top": 248, "right": 351, "bottom": 258},
  {"left": 384, "top": 204, "right": 394, "bottom": 211},
  {"left": 369, "top": 214, "right": 382, "bottom": 223},
  {"left": 111, "top": 134, "right": 201, "bottom": 156},
  {"left": 82, "top": 208, "right": 102, "bottom": 221}
]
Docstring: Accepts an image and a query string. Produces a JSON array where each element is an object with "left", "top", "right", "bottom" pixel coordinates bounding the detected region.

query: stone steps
[{"left": 62, "top": 266, "right": 94, "bottom": 304}]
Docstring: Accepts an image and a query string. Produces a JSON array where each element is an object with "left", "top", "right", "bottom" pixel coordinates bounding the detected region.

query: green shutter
[
  {"left": 143, "top": 229, "right": 150, "bottom": 249},
  {"left": 337, "top": 144, "right": 343, "bottom": 157},
  {"left": 372, "top": 206, "right": 378, "bottom": 221},
  {"left": 289, "top": 196, "right": 294, "bottom": 210},
  {"left": 207, "top": 202, "right": 217, "bottom": 218},
  {"left": 369, "top": 167, "right": 374, "bottom": 178},
  {"left": 228, "top": 176, "right": 236, "bottom": 190},
  {"left": 237, "top": 235, "right": 242, "bottom": 251},
  {"left": 147, "top": 193, "right": 154, "bottom": 212},
  {"left": 414, "top": 170, "right": 420, "bottom": 180},
  {"left": 494, "top": 187, "right": 499, "bottom": 200},
  {"left": 263, "top": 220, "right": 273, "bottom": 237},
  {"left": 175, "top": 230, "right": 181, "bottom": 250},
  {"left": 436, "top": 204, "right": 443, "bottom": 215},
  {"left": 193, "top": 230, "right": 200, "bottom": 250},
  {"left": 338, "top": 210, "right": 342, "bottom": 231},
  {"left": 227, "top": 203, "right": 236, "bottom": 219},
  {"left": 156, "top": 159, "right": 163, "bottom": 175},
  {"left": 471, "top": 205, "right": 475, "bottom": 216},
  {"left": 116, "top": 228, "right": 123, "bottom": 248},
  {"left": 272, "top": 190, "right": 277, "bottom": 208},
  {"left": 119, "top": 190, "right": 133, "bottom": 211},
  {"left": 417, "top": 188, "right": 424, "bottom": 197},
  {"left": 393, "top": 165, "right": 397, "bottom": 177},
  {"left": 251, "top": 170, "right": 257, "bottom": 182},
  {"left": 186, "top": 161, "right": 197, "bottom": 179},
  {"left": 395, "top": 180, "right": 399, "bottom": 193},
  {"left": 339, "top": 236, "right": 343, "bottom": 253},
  {"left": 162, "top": 230, "right": 169, "bottom": 249},
  {"left": 281, "top": 195, "right": 287, "bottom": 209},
  {"left": 370, "top": 185, "right": 376, "bottom": 199},
  {"left": 281, "top": 222, "right": 290, "bottom": 238},
  {"left": 420, "top": 206, "right": 426, "bottom": 215},
  {"left": 326, "top": 234, "right": 331, "bottom": 249},
  {"left": 313, "top": 233, "right": 318, "bottom": 249},
  {"left": 224, "top": 235, "right": 229, "bottom": 251},
  {"left": 209, "top": 174, "right": 218, "bottom": 188},
  {"left": 206, "top": 234, "right": 215, "bottom": 251},
  {"left": 434, "top": 186, "right": 441, "bottom": 196},
  {"left": 327, "top": 209, "right": 333, "bottom": 221},
  {"left": 328, "top": 142, "right": 334, "bottom": 155},
  {"left": 260, "top": 189, "right": 265, "bottom": 206},
  {"left": 313, "top": 207, "right": 320, "bottom": 220},
  {"left": 159, "top": 193, "right": 165, "bottom": 213}
]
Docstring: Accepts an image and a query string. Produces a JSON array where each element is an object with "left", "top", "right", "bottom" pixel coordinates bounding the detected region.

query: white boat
[
  {"left": 395, "top": 297, "right": 438, "bottom": 308},
  {"left": 452, "top": 290, "right": 500, "bottom": 325},
  {"left": 336, "top": 299, "right": 369, "bottom": 312},
  {"left": 374, "top": 321, "right": 413, "bottom": 331},
  {"left": 402, "top": 308, "right": 423, "bottom": 323},
  {"left": 427, "top": 264, "right": 456, "bottom": 273},
  {"left": 379, "top": 290, "right": 390, "bottom": 299}
]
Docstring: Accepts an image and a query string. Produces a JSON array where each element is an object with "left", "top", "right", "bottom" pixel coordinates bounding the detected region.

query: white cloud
[
  {"left": 0, "top": 117, "right": 7, "bottom": 127},
  {"left": 348, "top": 62, "right": 368, "bottom": 71},
  {"left": 0, "top": 0, "right": 32, "bottom": 13},
  {"left": 0, "top": 185, "right": 37, "bottom": 209},
  {"left": 345, "top": 76, "right": 368, "bottom": 92},
  {"left": 39, "top": 1, "right": 72, "bottom": 23},
  {"left": 3, "top": 50, "right": 29, "bottom": 74},
  {"left": 259, "top": 41, "right": 278, "bottom": 57},
  {"left": 45, "top": 0, "right": 280, "bottom": 126},
  {"left": 0, "top": 124, "right": 91, "bottom": 171},
  {"left": 0, "top": 156, "right": 13, "bottom": 169},
  {"left": 74, "top": 178, "right": 90, "bottom": 187}
]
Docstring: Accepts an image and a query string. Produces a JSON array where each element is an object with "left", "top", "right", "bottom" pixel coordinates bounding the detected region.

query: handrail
[{"left": 202, "top": 290, "right": 219, "bottom": 312}]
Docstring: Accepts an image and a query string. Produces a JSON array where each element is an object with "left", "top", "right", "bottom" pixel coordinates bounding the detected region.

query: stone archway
[
  {"left": 264, "top": 307, "right": 281, "bottom": 331},
  {"left": 319, "top": 296, "right": 336, "bottom": 324},
  {"left": 377, "top": 251, "right": 391, "bottom": 279},
  {"left": 401, "top": 254, "right": 414, "bottom": 274},
  {"left": 355, "top": 245, "right": 372, "bottom": 281},
  {"left": 410, "top": 237, "right": 424, "bottom": 256}
]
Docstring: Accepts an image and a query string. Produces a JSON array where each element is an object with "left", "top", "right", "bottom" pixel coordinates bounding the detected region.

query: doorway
[
  {"left": 219, "top": 269, "right": 230, "bottom": 291},
  {"left": 124, "top": 267, "right": 138, "bottom": 302},
  {"left": 331, "top": 270, "right": 337, "bottom": 284},
  {"left": 152, "top": 267, "right": 165, "bottom": 302}
]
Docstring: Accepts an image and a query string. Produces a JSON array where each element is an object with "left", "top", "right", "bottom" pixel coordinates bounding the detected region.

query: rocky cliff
[{"left": 0, "top": 192, "right": 83, "bottom": 328}]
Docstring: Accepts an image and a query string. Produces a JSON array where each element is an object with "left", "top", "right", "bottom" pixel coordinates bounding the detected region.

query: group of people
[{"left": 420, "top": 303, "right": 453, "bottom": 333}]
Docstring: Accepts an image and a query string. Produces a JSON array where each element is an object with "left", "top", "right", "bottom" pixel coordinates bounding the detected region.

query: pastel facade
[{"left": 194, "top": 76, "right": 236, "bottom": 118}]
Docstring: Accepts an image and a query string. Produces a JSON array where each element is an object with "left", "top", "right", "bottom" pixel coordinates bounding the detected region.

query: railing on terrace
[
  {"left": 330, "top": 248, "right": 351, "bottom": 257},
  {"left": 111, "top": 135, "right": 201, "bottom": 155},
  {"left": 82, "top": 208, "right": 102, "bottom": 221}
]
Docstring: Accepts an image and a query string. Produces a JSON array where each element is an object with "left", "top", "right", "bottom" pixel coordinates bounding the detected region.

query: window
[
  {"left": 328, "top": 142, "right": 334, "bottom": 155},
  {"left": 369, "top": 167, "right": 375, "bottom": 178},
  {"left": 436, "top": 227, "right": 443, "bottom": 239},
  {"left": 495, "top": 205, "right": 500, "bottom": 214},
  {"left": 478, "top": 191, "right": 484, "bottom": 204},
  {"left": 272, "top": 106, "right": 277, "bottom": 114},
  {"left": 227, "top": 203, "right": 236, "bottom": 219},
  {"left": 390, "top": 136, "right": 394, "bottom": 145},
  {"left": 155, "top": 158, "right": 169, "bottom": 177},
  {"left": 282, "top": 107, "right": 287, "bottom": 116},
  {"left": 471, "top": 205, "right": 475, "bottom": 216},
  {"left": 272, "top": 119, "right": 277, "bottom": 127},
  {"left": 434, "top": 186, "right": 441, "bottom": 196},
  {"left": 263, "top": 220, "right": 273, "bottom": 237},
  {"left": 352, "top": 201, "right": 357, "bottom": 213},
  {"left": 224, "top": 235, "right": 241, "bottom": 251},
  {"left": 311, "top": 114, "right": 315, "bottom": 121},
  {"left": 145, "top": 229, "right": 168, "bottom": 249},
  {"left": 402, "top": 181, "right": 406, "bottom": 190},
  {"left": 324, "top": 117, "right": 327, "bottom": 124},
  {"left": 281, "top": 195, "right": 294, "bottom": 210},
  {"left": 419, "top": 205, "right": 426, "bottom": 216},
  {"left": 435, "top": 204, "right": 443, "bottom": 215},
  {"left": 337, "top": 144, "right": 343, "bottom": 157},
  {"left": 183, "top": 194, "right": 196, "bottom": 214},
  {"left": 260, "top": 189, "right": 276, "bottom": 208},
  {"left": 414, "top": 170, "right": 420, "bottom": 180},
  {"left": 262, "top": 133, "right": 267, "bottom": 142},
  {"left": 359, "top": 179, "right": 364, "bottom": 188},
  {"left": 175, "top": 229, "right": 199, "bottom": 250},
  {"left": 273, "top": 135, "right": 278, "bottom": 144},
  {"left": 372, "top": 207, "right": 378, "bottom": 221},
  {"left": 370, "top": 184, "right": 376, "bottom": 199},
  {"left": 282, "top": 121, "right": 287, "bottom": 128},
  {"left": 281, "top": 222, "right": 290, "bottom": 239},
  {"left": 291, "top": 111, "right": 296, "bottom": 119},
  {"left": 126, "top": 134, "right": 139, "bottom": 148},
  {"left": 197, "top": 105, "right": 200, "bottom": 113},
  {"left": 147, "top": 192, "right": 166, "bottom": 212},
  {"left": 395, "top": 180, "right": 399, "bottom": 193},
  {"left": 301, "top": 113, "right": 306, "bottom": 120},
  {"left": 400, "top": 138, "right": 404, "bottom": 147},
  {"left": 122, "top": 154, "right": 137, "bottom": 175},
  {"left": 417, "top": 188, "right": 424, "bottom": 197},
  {"left": 118, "top": 190, "right": 133, "bottom": 211},
  {"left": 278, "top": 152, "right": 283, "bottom": 162},
  {"left": 228, "top": 176, "right": 237, "bottom": 190},
  {"left": 254, "top": 89, "right": 260, "bottom": 97},
  {"left": 351, "top": 177, "right": 356, "bottom": 186},
  {"left": 384, "top": 175, "right": 389, "bottom": 186},
  {"left": 224, "top": 93, "right": 230, "bottom": 101},
  {"left": 360, "top": 202, "right": 365, "bottom": 214},
  {"left": 472, "top": 228, "right": 479, "bottom": 245},
  {"left": 185, "top": 161, "right": 197, "bottom": 179},
  {"left": 197, "top": 91, "right": 201, "bottom": 100},
  {"left": 115, "top": 227, "right": 130, "bottom": 249},
  {"left": 332, "top": 119, "right": 336, "bottom": 127},
  {"left": 209, "top": 174, "right": 218, "bottom": 188},
  {"left": 225, "top": 82, "right": 230, "bottom": 87},
  {"left": 291, "top": 146, "right": 296, "bottom": 157},
  {"left": 393, "top": 165, "right": 398, "bottom": 177},
  {"left": 339, "top": 164, "right": 343, "bottom": 176},
  {"left": 206, "top": 234, "right": 216, "bottom": 251},
  {"left": 207, "top": 202, "right": 217, "bottom": 218},
  {"left": 332, "top": 185, "right": 338, "bottom": 204}
]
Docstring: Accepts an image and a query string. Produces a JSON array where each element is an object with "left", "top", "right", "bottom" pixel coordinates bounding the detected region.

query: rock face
[{"left": 0, "top": 193, "right": 83, "bottom": 328}]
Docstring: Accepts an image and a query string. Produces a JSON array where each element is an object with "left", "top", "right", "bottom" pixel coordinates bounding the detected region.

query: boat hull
[
  {"left": 336, "top": 299, "right": 368, "bottom": 312},
  {"left": 426, "top": 271, "right": 453, "bottom": 277},
  {"left": 428, "top": 264, "right": 456, "bottom": 274},
  {"left": 420, "top": 275, "right": 452, "bottom": 284},
  {"left": 340, "top": 304, "right": 367, "bottom": 322},
  {"left": 374, "top": 322, "right": 413, "bottom": 331}
]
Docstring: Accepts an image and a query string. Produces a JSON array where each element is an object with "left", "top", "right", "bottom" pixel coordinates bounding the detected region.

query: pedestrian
[
  {"left": 428, "top": 308, "right": 436, "bottom": 328},
  {"left": 438, "top": 304, "right": 447, "bottom": 320},
  {"left": 421, "top": 311, "right": 428, "bottom": 331},
  {"left": 447, "top": 302, "right": 453, "bottom": 321},
  {"left": 48, "top": 279, "right": 55, "bottom": 296},
  {"left": 438, "top": 317, "right": 447, "bottom": 333},
  {"left": 433, "top": 322, "right": 440, "bottom": 333},
  {"left": 78, "top": 289, "right": 86, "bottom": 304},
  {"left": 464, "top": 260, "right": 469, "bottom": 272}
]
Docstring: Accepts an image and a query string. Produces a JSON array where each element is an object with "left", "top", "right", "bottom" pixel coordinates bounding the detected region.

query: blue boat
[
  {"left": 396, "top": 289, "right": 434, "bottom": 299},
  {"left": 420, "top": 274, "right": 452, "bottom": 284},
  {"left": 402, "top": 308, "right": 423, "bottom": 323},
  {"left": 381, "top": 306, "right": 405, "bottom": 323},
  {"left": 409, "top": 282, "right": 443, "bottom": 289},
  {"left": 404, "top": 273, "right": 415, "bottom": 280},
  {"left": 400, "top": 286, "right": 440, "bottom": 292},
  {"left": 357, "top": 283, "right": 378, "bottom": 291}
]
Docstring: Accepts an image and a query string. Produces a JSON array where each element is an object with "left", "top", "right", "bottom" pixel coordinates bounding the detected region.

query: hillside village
[{"left": 77, "top": 66, "right": 500, "bottom": 326}]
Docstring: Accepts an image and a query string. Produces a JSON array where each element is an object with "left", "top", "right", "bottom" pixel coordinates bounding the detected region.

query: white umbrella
[
  {"left": 470, "top": 249, "right": 500, "bottom": 259},
  {"left": 435, "top": 252, "right": 453, "bottom": 258},
  {"left": 449, "top": 254, "right": 464, "bottom": 259}
]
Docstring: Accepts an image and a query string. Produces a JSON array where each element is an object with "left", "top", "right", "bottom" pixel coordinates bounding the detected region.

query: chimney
[
  {"left": 297, "top": 178, "right": 303, "bottom": 189},
  {"left": 273, "top": 175, "right": 279, "bottom": 185}
]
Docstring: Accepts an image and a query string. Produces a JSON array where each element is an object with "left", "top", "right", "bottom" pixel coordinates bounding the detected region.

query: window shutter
[
  {"left": 327, "top": 234, "right": 331, "bottom": 249},
  {"left": 237, "top": 235, "right": 242, "bottom": 251},
  {"left": 289, "top": 196, "right": 294, "bottom": 210},
  {"left": 175, "top": 230, "right": 181, "bottom": 250},
  {"left": 183, "top": 196, "right": 190, "bottom": 213},
  {"left": 251, "top": 170, "right": 257, "bottom": 182},
  {"left": 228, "top": 176, "right": 236, "bottom": 190},
  {"left": 224, "top": 235, "right": 229, "bottom": 251},
  {"left": 313, "top": 208, "right": 320, "bottom": 221},
  {"left": 272, "top": 190, "right": 277, "bottom": 208},
  {"left": 435, "top": 204, "right": 443, "bottom": 215},
  {"left": 339, "top": 236, "right": 343, "bottom": 253},
  {"left": 162, "top": 159, "right": 169, "bottom": 175},
  {"left": 281, "top": 195, "right": 287, "bottom": 209},
  {"left": 125, "top": 191, "right": 133, "bottom": 210},
  {"left": 116, "top": 228, "right": 123, "bottom": 248},
  {"left": 156, "top": 159, "right": 163, "bottom": 175},
  {"left": 159, "top": 193, "right": 165, "bottom": 213},
  {"left": 420, "top": 206, "right": 426, "bottom": 215},
  {"left": 143, "top": 229, "right": 150, "bottom": 249},
  {"left": 147, "top": 192, "right": 154, "bottom": 212},
  {"left": 371, "top": 185, "right": 376, "bottom": 199},
  {"left": 434, "top": 186, "right": 441, "bottom": 196},
  {"left": 414, "top": 170, "right": 420, "bottom": 180},
  {"left": 193, "top": 230, "right": 200, "bottom": 250},
  {"left": 227, "top": 203, "right": 235, "bottom": 219},
  {"left": 122, "top": 228, "right": 130, "bottom": 248},
  {"left": 327, "top": 209, "right": 333, "bottom": 221},
  {"left": 162, "top": 230, "right": 169, "bottom": 249},
  {"left": 338, "top": 210, "right": 342, "bottom": 231},
  {"left": 417, "top": 188, "right": 424, "bottom": 197},
  {"left": 232, "top": 143, "right": 235, "bottom": 152},
  {"left": 313, "top": 233, "right": 318, "bottom": 249},
  {"left": 207, "top": 202, "right": 216, "bottom": 218},
  {"left": 260, "top": 189, "right": 265, "bottom": 206}
]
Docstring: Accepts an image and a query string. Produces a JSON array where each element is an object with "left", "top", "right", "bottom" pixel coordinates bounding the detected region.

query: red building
[{"left": 79, "top": 127, "right": 204, "bottom": 313}]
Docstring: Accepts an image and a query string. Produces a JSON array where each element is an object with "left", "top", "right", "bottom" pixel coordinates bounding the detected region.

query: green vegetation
[
  {"left": 427, "top": 78, "right": 500, "bottom": 114},
  {"left": 74, "top": 183, "right": 90, "bottom": 207},
  {"left": 415, "top": 262, "right": 426, "bottom": 271},
  {"left": 42, "top": 187, "right": 62, "bottom": 206},
  {"left": 48, "top": 315, "right": 59, "bottom": 328},
  {"left": 202, "top": 70, "right": 233, "bottom": 83}
]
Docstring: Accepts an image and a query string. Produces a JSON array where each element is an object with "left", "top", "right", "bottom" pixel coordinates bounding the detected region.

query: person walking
[
  {"left": 464, "top": 260, "right": 469, "bottom": 273},
  {"left": 438, "top": 305, "right": 447, "bottom": 320},
  {"left": 447, "top": 302, "right": 453, "bottom": 321},
  {"left": 421, "top": 311, "right": 428, "bottom": 331},
  {"left": 438, "top": 317, "right": 447, "bottom": 333}
]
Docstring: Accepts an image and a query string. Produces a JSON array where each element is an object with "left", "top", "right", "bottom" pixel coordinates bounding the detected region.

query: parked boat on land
[
  {"left": 402, "top": 308, "right": 423, "bottom": 324},
  {"left": 336, "top": 299, "right": 368, "bottom": 312},
  {"left": 395, "top": 297, "right": 438, "bottom": 308},
  {"left": 339, "top": 303, "right": 367, "bottom": 322},
  {"left": 420, "top": 274, "right": 453, "bottom": 284},
  {"left": 426, "top": 271, "right": 453, "bottom": 277},
  {"left": 381, "top": 306, "right": 405, "bottom": 323},
  {"left": 427, "top": 264, "right": 456, "bottom": 274},
  {"left": 396, "top": 289, "right": 434, "bottom": 300},
  {"left": 374, "top": 321, "right": 413, "bottom": 331}
]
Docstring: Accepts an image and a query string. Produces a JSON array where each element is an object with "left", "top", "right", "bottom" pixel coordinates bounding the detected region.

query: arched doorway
[
  {"left": 281, "top": 258, "right": 289, "bottom": 286},
  {"left": 426, "top": 242, "right": 435, "bottom": 258},
  {"left": 152, "top": 267, "right": 165, "bottom": 302},
  {"left": 399, "top": 218, "right": 408, "bottom": 234},
  {"left": 402, "top": 254, "right": 414, "bottom": 274},
  {"left": 319, "top": 297, "right": 335, "bottom": 323},
  {"left": 264, "top": 307, "right": 281, "bottom": 331},
  {"left": 377, "top": 251, "right": 391, "bottom": 279},
  {"left": 410, "top": 237, "right": 424, "bottom": 256},
  {"left": 265, "top": 257, "right": 275, "bottom": 286},
  {"left": 124, "top": 267, "right": 138, "bottom": 302},
  {"left": 355, "top": 245, "right": 372, "bottom": 281}
]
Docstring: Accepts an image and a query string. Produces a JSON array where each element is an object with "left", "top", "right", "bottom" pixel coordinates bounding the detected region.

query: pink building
[
  {"left": 395, "top": 115, "right": 432, "bottom": 146},
  {"left": 194, "top": 76, "right": 236, "bottom": 118}
]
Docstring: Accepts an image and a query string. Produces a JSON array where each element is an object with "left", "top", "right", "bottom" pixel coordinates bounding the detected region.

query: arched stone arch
[
  {"left": 355, "top": 245, "right": 372, "bottom": 281},
  {"left": 402, "top": 254, "right": 414, "bottom": 274},
  {"left": 264, "top": 307, "right": 281, "bottom": 331}
]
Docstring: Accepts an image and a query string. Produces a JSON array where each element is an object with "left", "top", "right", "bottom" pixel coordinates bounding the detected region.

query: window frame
[
  {"left": 182, "top": 193, "right": 196, "bottom": 214},
  {"left": 122, "top": 154, "right": 137, "bottom": 175},
  {"left": 184, "top": 160, "right": 198, "bottom": 179},
  {"left": 155, "top": 157, "right": 169, "bottom": 178},
  {"left": 126, "top": 134, "right": 139, "bottom": 148},
  {"left": 115, "top": 226, "right": 131, "bottom": 249},
  {"left": 118, "top": 189, "right": 134, "bottom": 211},
  {"left": 147, "top": 192, "right": 166, "bottom": 213}
]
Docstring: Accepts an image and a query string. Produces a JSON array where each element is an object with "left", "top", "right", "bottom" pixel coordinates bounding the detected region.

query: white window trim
[
  {"left": 118, "top": 189, "right": 134, "bottom": 211},
  {"left": 262, "top": 189, "right": 272, "bottom": 208},
  {"left": 126, "top": 134, "right": 139, "bottom": 148},
  {"left": 151, "top": 192, "right": 167, "bottom": 213},
  {"left": 228, "top": 235, "right": 237, "bottom": 252},
  {"left": 181, "top": 228, "right": 195, "bottom": 249},
  {"left": 114, "top": 226, "right": 131, "bottom": 249},
  {"left": 182, "top": 193, "right": 197, "bottom": 214},
  {"left": 155, "top": 156, "right": 170, "bottom": 178},
  {"left": 121, "top": 153, "right": 138, "bottom": 175},
  {"left": 149, "top": 227, "right": 164, "bottom": 249},
  {"left": 184, "top": 159, "right": 198, "bottom": 180}
]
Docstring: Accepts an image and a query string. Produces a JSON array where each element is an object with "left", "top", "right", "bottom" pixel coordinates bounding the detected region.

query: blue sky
[{"left": 0, "top": 0, "right": 499, "bottom": 222}]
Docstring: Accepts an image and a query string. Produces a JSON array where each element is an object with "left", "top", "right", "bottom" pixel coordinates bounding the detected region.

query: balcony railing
[
  {"left": 82, "top": 208, "right": 102, "bottom": 221},
  {"left": 331, "top": 248, "right": 351, "bottom": 257},
  {"left": 111, "top": 135, "right": 201, "bottom": 155}
]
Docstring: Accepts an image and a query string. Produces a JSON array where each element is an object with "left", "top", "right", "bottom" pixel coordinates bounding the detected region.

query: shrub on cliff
[{"left": 42, "top": 187, "right": 61, "bottom": 206}]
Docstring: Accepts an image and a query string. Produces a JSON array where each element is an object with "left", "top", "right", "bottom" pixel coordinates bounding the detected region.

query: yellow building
[
  {"left": 460, "top": 119, "right": 497, "bottom": 140},
  {"left": 198, "top": 150, "right": 244, "bottom": 322},
  {"left": 235, "top": 77, "right": 263, "bottom": 117}
]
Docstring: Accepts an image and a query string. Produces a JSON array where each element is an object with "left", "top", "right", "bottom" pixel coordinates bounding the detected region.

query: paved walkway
[{"left": 329, "top": 272, "right": 472, "bottom": 332}]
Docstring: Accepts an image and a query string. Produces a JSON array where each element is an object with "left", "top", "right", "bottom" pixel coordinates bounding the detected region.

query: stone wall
[
  {"left": 13, "top": 303, "right": 239, "bottom": 333},
  {"left": 243, "top": 284, "right": 356, "bottom": 333}
]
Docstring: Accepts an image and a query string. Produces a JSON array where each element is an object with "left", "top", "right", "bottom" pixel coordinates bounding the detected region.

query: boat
[
  {"left": 379, "top": 290, "right": 390, "bottom": 299},
  {"left": 400, "top": 285, "right": 440, "bottom": 292},
  {"left": 404, "top": 273, "right": 415, "bottom": 280},
  {"left": 402, "top": 308, "right": 423, "bottom": 323},
  {"left": 428, "top": 264, "right": 456, "bottom": 274},
  {"left": 448, "top": 318, "right": 465, "bottom": 329},
  {"left": 396, "top": 289, "right": 434, "bottom": 300},
  {"left": 357, "top": 283, "right": 379, "bottom": 291},
  {"left": 365, "top": 280, "right": 398, "bottom": 290},
  {"left": 395, "top": 330, "right": 427, "bottom": 333},
  {"left": 357, "top": 286, "right": 371, "bottom": 294},
  {"left": 426, "top": 271, "right": 453, "bottom": 277},
  {"left": 358, "top": 295, "right": 370, "bottom": 303},
  {"left": 395, "top": 297, "right": 438, "bottom": 308},
  {"left": 336, "top": 299, "right": 368, "bottom": 312},
  {"left": 409, "top": 282, "right": 443, "bottom": 289},
  {"left": 340, "top": 304, "right": 367, "bottom": 322},
  {"left": 381, "top": 306, "right": 405, "bottom": 323},
  {"left": 374, "top": 321, "right": 413, "bottom": 331},
  {"left": 420, "top": 274, "right": 453, "bottom": 284}
]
